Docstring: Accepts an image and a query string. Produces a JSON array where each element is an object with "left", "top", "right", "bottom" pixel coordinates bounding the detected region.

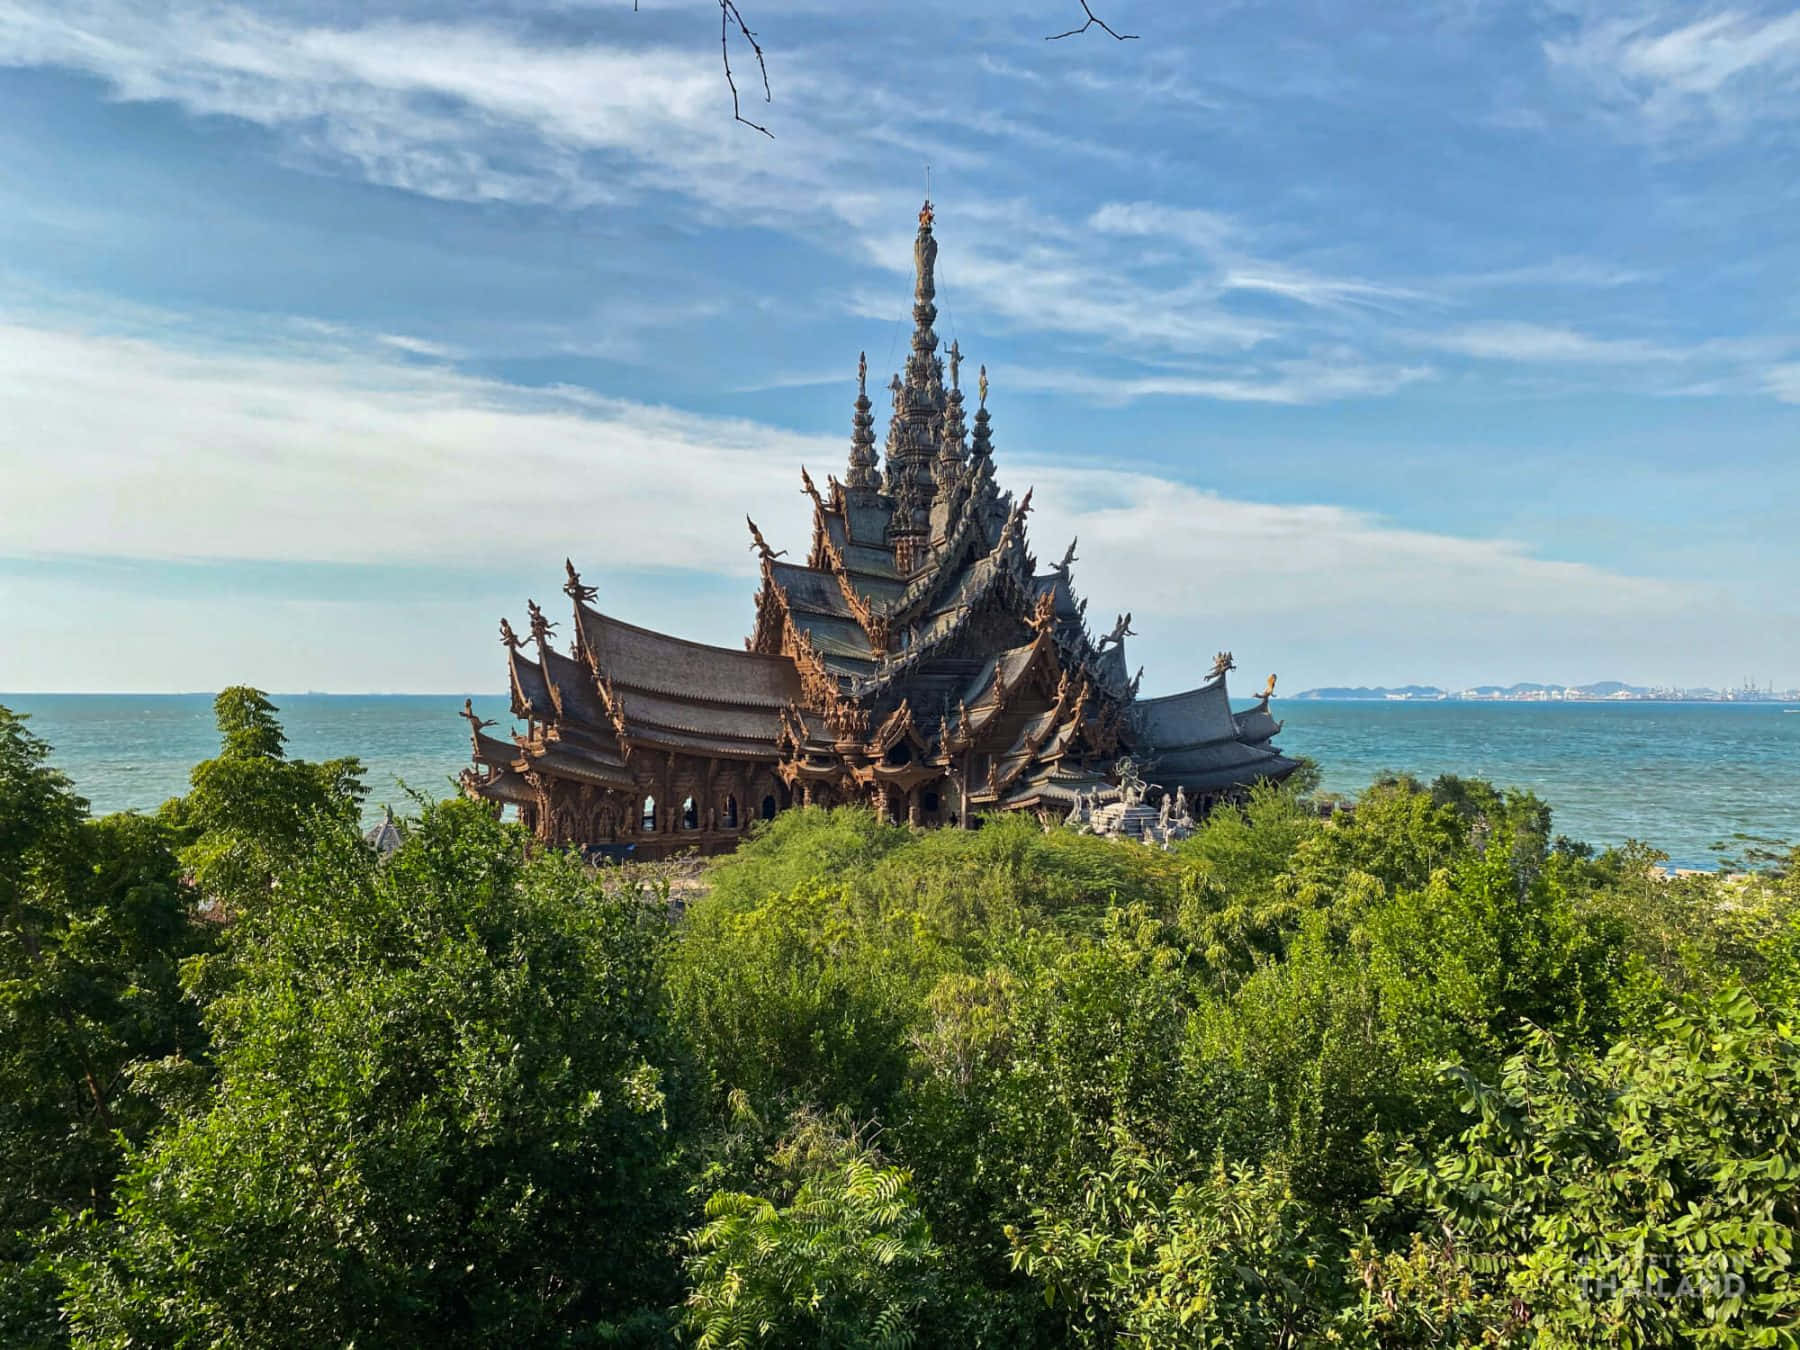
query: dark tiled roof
[
  {"left": 770, "top": 561, "right": 855, "bottom": 619},
  {"left": 509, "top": 648, "right": 551, "bottom": 718},
  {"left": 529, "top": 744, "right": 636, "bottom": 790},
  {"left": 465, "top": 765, "right": 538, "bottom": 805},
  {"left": 791, "top": 613, "right": 876, "bottom": 665},
  {"left": 577, "top": 604, "right": 802, "bottom": 708},
  {"left": 1156, "top": 748, "right": 1302, "bottom": 795},
  {"left": 1136, "top": 679, "right": 1238, "bottom": 751},
  {"left": 542, "top": 645, "right": 608, "bottom": 726},
  {"left": 845, "top": 500, "right": 893, "bottom": 545},
  {"left": 613, "top": 688, "right": 786, "bottom": 744},
  {"left": 472, "top": 729, "right": 518, "bottom": 766},
  {"left": 1233, "top": 705, "right": 1281, "bottom": 745}
]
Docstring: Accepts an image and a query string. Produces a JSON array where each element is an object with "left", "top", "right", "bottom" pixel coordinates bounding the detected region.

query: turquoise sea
[{"left": 4, "top": 694, "right": 1798, "bottom": 870}]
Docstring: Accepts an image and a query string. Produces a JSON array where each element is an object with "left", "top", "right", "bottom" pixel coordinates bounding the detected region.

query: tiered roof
[{"left": 464, "top": 203, "right": 1298, "bottom": 852}]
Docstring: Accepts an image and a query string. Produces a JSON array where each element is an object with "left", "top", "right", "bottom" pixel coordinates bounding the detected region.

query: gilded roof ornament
[
  {"left": 978, "top": 365, "right": 988, "bottom": 408},
  {"left": 919, "top": 198, "right": 934, "bottom": 230},
  {"left": 746, "top": 516, "right": 786, "bottom": 561},
  {"left": 499, "top": 617, "right": 524, "bottom": 650},
  {"left": 948, "top": 339, "right": 961, "bottom": 391},
  {"left": 526, "top": 599, "right": 557, "bottom": 647},
  {"left": 562, "top": 558, "right": 598, "bottom": 604},
  {"left": 1098, "top": 612, "right": 1135, "bottom": 652}
]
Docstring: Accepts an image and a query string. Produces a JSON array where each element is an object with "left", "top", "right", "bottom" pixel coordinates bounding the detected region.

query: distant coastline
[{"left": 1292, "top": 681, "right": 1800, "bottom": 704}]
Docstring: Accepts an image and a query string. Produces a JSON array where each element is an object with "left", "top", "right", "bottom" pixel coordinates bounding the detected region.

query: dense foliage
[{"left": 3, "top": 692, "right": 1798, "bottom": 1346}]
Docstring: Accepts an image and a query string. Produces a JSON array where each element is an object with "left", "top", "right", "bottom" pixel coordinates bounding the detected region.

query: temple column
[{"left": 907, "top": 787, "right": 921, "bottom": 826}]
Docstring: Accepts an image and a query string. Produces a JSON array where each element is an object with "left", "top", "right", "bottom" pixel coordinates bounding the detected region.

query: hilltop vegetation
[{"left": 3, "top": 691, "right": 1798, "bottom": 1347}]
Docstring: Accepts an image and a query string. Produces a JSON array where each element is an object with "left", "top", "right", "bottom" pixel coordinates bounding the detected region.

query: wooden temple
[{"left": 461, "top": 203, "right": 1300, "bottom": 858}]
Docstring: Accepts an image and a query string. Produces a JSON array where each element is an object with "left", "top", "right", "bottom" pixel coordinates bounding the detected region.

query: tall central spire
[
  {"left": 909, "top": 200, "right": 939, "bottom": 387},
  {"left": 884, "top": 200, "right": 947, "bottom": 508}
]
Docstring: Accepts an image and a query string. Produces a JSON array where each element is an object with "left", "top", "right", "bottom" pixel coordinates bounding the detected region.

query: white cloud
[
  {"left": 1003, "top": 357, "right": 1434, "bottom": 404},
  {"left": 1763, "top": 362, "right": 1800, "bottom": 402},
  {"left": 1020, "top": 465, "right": 1695, "bottom": 623},
  {"left": 0, "top": 316, "right": 831, "bottom": 574},
  {"left": 1, "top": 312, "right": 1758, "bottom": 692},
  {"left": 1450, "top": 258, "right": 1655, "bottom": 289},
  {"left": 1088, "top": 201, "right": 1237, "bottom": 252},
  {"left": 0, "top": 0, "right": 865, "bottom": 219},
  {"left": 1546, "top": 4, "right": 1800, "bottom": 139},
  {"left": 1431, "top": 321, "right": 1682, "bottom": 363}
]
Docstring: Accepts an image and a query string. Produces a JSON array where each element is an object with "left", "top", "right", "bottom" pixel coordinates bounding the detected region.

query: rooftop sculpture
[{"left": 462, "top": 205, "right": 1298, "bottom": 857}]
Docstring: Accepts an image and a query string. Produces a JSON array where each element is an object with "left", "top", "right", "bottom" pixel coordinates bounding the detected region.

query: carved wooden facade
[{"left": 462, "top": 204, "right": 1298, "bottom": 858}]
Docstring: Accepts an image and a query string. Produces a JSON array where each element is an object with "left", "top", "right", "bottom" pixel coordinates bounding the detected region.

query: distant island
[{"left": 1291, "top": 681, "right": 1800, "bottom": 703}]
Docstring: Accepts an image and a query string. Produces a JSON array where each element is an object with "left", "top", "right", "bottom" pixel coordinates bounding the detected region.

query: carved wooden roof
[{"left": 467, "top": 203, "right": 1300, "bottom": 823}]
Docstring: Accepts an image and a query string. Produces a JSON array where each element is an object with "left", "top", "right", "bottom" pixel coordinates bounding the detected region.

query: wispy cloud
[
  {"left": 1546, "top": 4, "right": 1800, "bottom": 140},
  {"left": 0, "top": 0, "right": 872, "bottom": 221},
  {"left": 1425, "top": 322, "right": 1800, "bottom": 384},
  {"left": 0, "top": 312, "right": 1715, "bottom": 651},
  {"left": 1004, "top": 357, "right": 1434, "bottom": 405},
  {"left": 1430, "top": 321, "right": 1683, "bottom": 364},
  {"left": 1448, "top": 257, "right": 1656, "bottom": 289}
]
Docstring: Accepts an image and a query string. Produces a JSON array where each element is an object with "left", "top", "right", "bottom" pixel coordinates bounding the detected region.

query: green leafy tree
[
  {"left": 0, "top": 709, "right": 210, "bottom": 1348},
  {"left": 1373, "top": 984, "right": 1800, "bottom": 1347},
  {"left": 159, "top": 687, "right": 364, "bottom": 915},
  {"left": 683, "top": 1113, "right": 945, "bottom": 1349},
  {"left": 64, "top": 799, "right": 691, "bottom": 1347},
  {"left": 1011, "top": 1134, "right": 1341, "bottom": 1348},
  {"left": 1172, "top": 783, "right": 1323, "bottom": 980}
]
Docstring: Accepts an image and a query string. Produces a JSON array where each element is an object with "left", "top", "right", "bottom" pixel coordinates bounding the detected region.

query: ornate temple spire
[
  {"left": 910, "top": 200, "right": 939, "bottom": 379},
  {"left": 884, "top": 201, "right": 947, "bottom": 507},
  {"left": 935, "top": 339, "right": 968, "bottom": 488},
  {"left": 846, "top": 351, "right": 880, "bottom": 490},
  {"left": 970, "top": 364, "right": 994, "bottom": 464}
]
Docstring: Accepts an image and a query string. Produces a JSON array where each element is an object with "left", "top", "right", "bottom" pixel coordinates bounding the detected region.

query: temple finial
[
  {"left": 526, "top": 600, "right": 556, "bottom": 649},
  {"left": 936, "top": 346, "right": 969, "bottom": 490},
  {"left": 746, "top": 516, "right": 786, "bottom": 561},
  {"left": 847, "top": 352, "right": 879, "bottom": 489},
  {"left": 919, "top": 198, "right": 934, "bottom": 230},
  {"left": 970, "top": 365, "right": 994, "bottom": 464},
  {"left": 562, "top": 558, "right": 597, "bottom": 604}
]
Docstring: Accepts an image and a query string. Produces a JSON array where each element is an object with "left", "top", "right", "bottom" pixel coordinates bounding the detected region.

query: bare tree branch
[
  {"left": 720, "top": 0, "right": 774, "bottom": 137},
  {"left": 1046, "top": 0, "right": 1138, "bottom": 41}
]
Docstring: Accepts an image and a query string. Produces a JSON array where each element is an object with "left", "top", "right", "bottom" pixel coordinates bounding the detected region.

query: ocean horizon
[{"left": 6, "top": 692, "right": 1798, "bottom": 871}]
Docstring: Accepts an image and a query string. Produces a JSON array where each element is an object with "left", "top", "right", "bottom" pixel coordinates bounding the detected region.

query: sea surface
[{"left": 4, "top": 694, "right": 1798, "bottom": 870}]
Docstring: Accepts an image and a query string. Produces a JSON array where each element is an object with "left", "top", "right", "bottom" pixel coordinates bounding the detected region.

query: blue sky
[{"left": 2, "top": 0, "right": 1798, "bottom": 693}]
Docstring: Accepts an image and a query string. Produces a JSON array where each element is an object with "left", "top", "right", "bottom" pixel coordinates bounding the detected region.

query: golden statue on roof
[{"left": 919, "top": 198, "right": 934, "bottom": 229}]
